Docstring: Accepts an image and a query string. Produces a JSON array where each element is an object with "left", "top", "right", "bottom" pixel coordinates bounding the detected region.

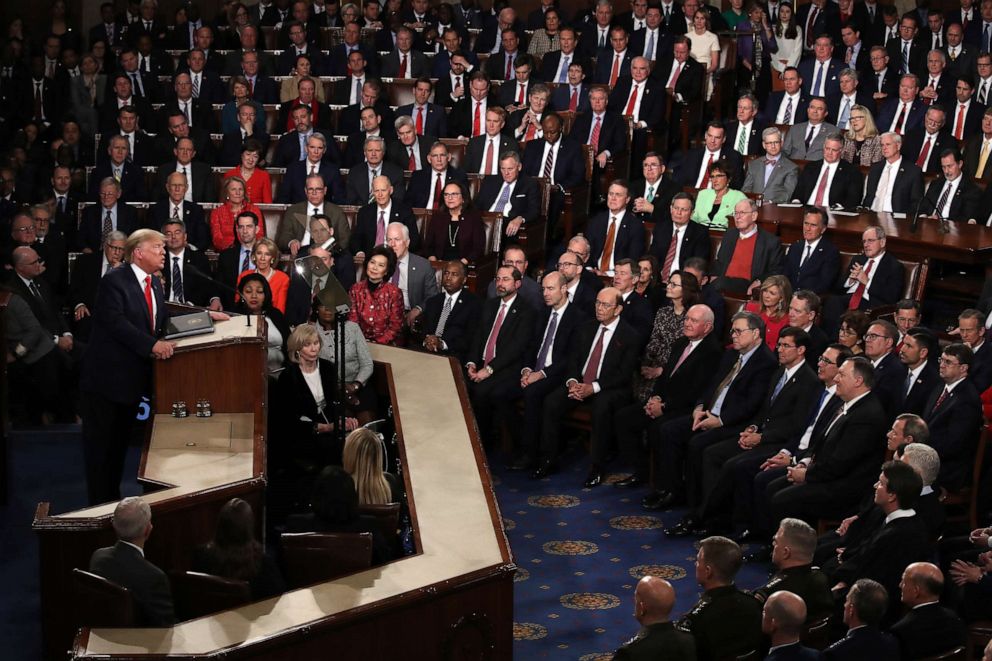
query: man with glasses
[
  {"left": 420, "top": 260, "right": 481, "bottom": 363},
  {"left": 277, "top": 173, "right": 349, "bottom": 256},
  {"left": 955, "top": 309, "right": 992, "bottom": 393},
  {"left": 862, "top": 132, "right": 924, "bottom": 213},
  {"left": 902, "top": 106, "right": 954, "bottom": 175},
  {"left": 150, "top": 171, "right": 209, "bottom": 250},
  {"left": 10, "top": 245, "right": 78, "bottom": 363},
  {"left": 557, "top": 247, "right": 599, "bottom": 314},
  {"left": 868, "top": 46, "right": 898, "bottom": 104},
  {"left": 898, "top": 326, "right": 941, "bottom": 416},
  {"left": 153, "top": 133, "right": 214, "bottom": 203},
  {"left": 709, "top": 199, "right": 784, "bottom": 296},
  {"left": 974, "top": 53, "right": 992, "bottom": 105},
  {"left": 924, "top": 343, "right": 983, "bottom": 490},
  {"left": 782, "top": 207, "right": 839, "bottom": 295},
  {"left": 742, "top": 128, "right": 799, "bottom": 204},
  {"left": 862, "top": 319, "right": 908, "bottom": 419},
  {"left": 630, "top": 152, "right": 681, "bottom": 226},
  {"left": 405, "top": 142, "right": 468, "bottom": 209},
  {"left": 79, "top": 178, "right": 141, "bottom": 252},
  {"left": 68, "top": 231, "right": 127, "bottom": 340},
  {"left": 385, "top": 222, "right": 439, "bottom": 326},
  {"left": 962, "top": 107, "right": 992, "bottom": 182},
  {"left": 648, "top": 192, "right": 709, "bottom": 284}
]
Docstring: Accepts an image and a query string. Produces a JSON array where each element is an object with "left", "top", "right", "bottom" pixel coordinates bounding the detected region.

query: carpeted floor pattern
[{"left": 490, "top": 444, "right": 774, "bottom": 660}]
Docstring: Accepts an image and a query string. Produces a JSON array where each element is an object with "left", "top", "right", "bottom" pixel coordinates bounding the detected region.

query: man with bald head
[
  {"left": 891, "top": 562, "right": 966, "bottom": 658},
  {"left": 532, "top": 286, "right": 640, "bottom": 486},
  {"left": 504, "top": 270, "right": 588, "bottom": 472},
  {"left": 420, "top": 260, "right": 481, "bottom": 363},
  {"left": 613, "top": 576, "right": 695, "bottom": 660},
  {"left": 761, "top": 591, "right": 819, "bottom": 660}
]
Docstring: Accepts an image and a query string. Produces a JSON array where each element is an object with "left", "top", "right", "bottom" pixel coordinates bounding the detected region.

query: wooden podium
[{"left": 32, "top": 316, "right": 268, "bottom": 661}]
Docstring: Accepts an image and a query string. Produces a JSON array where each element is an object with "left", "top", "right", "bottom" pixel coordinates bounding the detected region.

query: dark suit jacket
[
  {"left": 751, "top": 363, "right": 822, "bottom": 448},
  {"left": 797, "top": 1, "right": 842, "bottom": 47},
  {"left": 218, "top": 130, "right": 272, "bottom": 168},
  {"left": 971, "top": 341, "right": 992, "bottom": 394},
  {"left": 78, "top": 204, "right": 141, "bottom": 252},
  {"left": 149, "top": 200, "right": 210, "bottom": 251},
  {"left": 386, "top": 136, "right": 433, "bottom": 172},
  {"left": 861, "top": 159, "right": 924, "bottom": 213},
  {"left": 826, "top": 90, "right": 875, "bottom": 127},
  {"left": 565, "top": 318, "right": 641, "bottom": 393},
  {"left": 276, "top": 99, "right": 333, "bottom": 134},
  {"left": 160, "top": 248, "right": 218, "bottom": 307},
  {"left": 901, "top": 129, "right": 956, "bottom": 175},
  {"left": 89, "top": 541, "right": 175, "bottom": 627},
  {"left": 405, "top": 167, "right": 468, "bottom": 209},
  {"left": 711, "top": 226, "right": 784, "bottom": 285},
  {"left": 798, "top": 57, "right": 845, "bottom": 97},
  {"left": 924, "top": 377, "right": 983, "bottom": 489},
  {"left": 723, "top": 119, "right": 768, "bottom": 157},
  {"left": 464, "top": 133, "right": 517, "bottom": 173},
  {"left": 672, "top": 147, "right": 745, "bottom": 188},
  {"left": 521, "top": 137, "right": 586, "bottom": 190},
  {"left": 649, "top": 220, "right": 710, "bottom": 272},
  {"left": 447, "top": 95, "right": 497, "bottom": 139},
  {"left": 328, "top": 44, "right": 379, "bottom": 76},
  {"left": 350, "top": 201, "right": 421, "bottom": 256},
  {"left": 67, "top": 251, "right": 107, "bottom": 318},
  {"left": 900, "top": 359, "right": 941, "bottom": 417},
  {"left": 6, "top": 273, "right": 68, "bottom": 338},
  {"left": 607, "top": 77, "right": 667, "bottom": 129},
  {"left": 99, "top": 96, "right": 154, "bottom": 134},
  {"left": 474, "top": 175, "right": 540, "bottom": 224},
  {"left": 872, "top": 350, "right": 909, "bottom": 420},
  {"left": 521, "top": 302, "right": 588, "bottom": 385},
  {"left": 876, "top": 98, "right": 927, "bottom": 134},
  {"left": 156, "top": 97, "right": 217, "bottom": 134},
  {"left": 586, "top": 211, "right": 645, "bottom": 269},
  {"left": 96, "top": 131, "right": 158, "bottom": 168},
  {"left": 963, "top": 132, "right": 992, "bottom": 182},
  {"left": 886, "top": 39, "right": 927, "bottom": 78},
  {"left": 338, "top": 100, "right": 395, "bottom": 136},
  {"left": 791, "top": 159, "right": 865, "bottom": 209},
  {"left": 420, "top": 289, "right": 481, "bottom": 363},
  {"left": 928, "top": 176, "right": 984, "bottom": 223},
  {"left": 466, "top": 294, "right": 535, "bottom": 375},
  {"left": 87, "top": 161, "right": 148, "bottom": 203},
  {"left": 822, "top": 626, "right": 900, "bottom": 661},
  {"left": 652, "top": 334, "right": 723, "bottom": 417},
  {"left": 380, "top": 49, "right": 428, "bottom": 78},
  {"left": 890, "top": 602, "right": 967, "bottom": 660},
  {"left": 837, "top": 251, "right": 905, "bottom": 309},
  {"left": 79, "top": 264, "right": 169, "bottom": 403},
  {"left": 612, "top": 621, "right": 696, "bottom": 661},
  {"left": 541, "top": 51, "right": 591, "bottom": 82},
  {"left": 395, "top": 102, "right": 447, "bottom": 139},
  {"left": 271, "top": 129, "right": 342, "bottom": 168},
  {"left": 152, "top": 161, "right": 215, "bottom": 204},
  {"left": 761, "top": 91, "right": 811, "bottom": 125},
  {"left": 592, "top": 49, "right": 634, "bottom": 84},
  {"left": 783, "top": 237, "right": 841, "bottom": 295},
  {"left": 345, "top": 162, "right": 406, "bottom": 206},
  {"left": 277, "top": 159, "right": 347, "bottom": 205},
  {"left": 765, "top": 643, "right": 821, "bottom": 661},
  {"left": 549, "top": 81, "right": 593, "bottom": 113},
  {"left": 698, "top": 344, "right": 779, "bottom": 429}
]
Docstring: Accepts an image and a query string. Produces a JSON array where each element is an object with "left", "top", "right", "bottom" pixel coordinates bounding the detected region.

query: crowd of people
[{"left": 5, "top": 0, "right": 992, "bottom": 658}]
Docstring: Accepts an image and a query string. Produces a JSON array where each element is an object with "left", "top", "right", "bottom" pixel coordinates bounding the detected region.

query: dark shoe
[
  {"left": 642, "top": 490, "right": 679, "bottom": 510},
  {"left": 506, "top": 456, "right": 536, "bottom": 471},
  {"left": 665, "top": 517, "right": 698, "bottom": 538},
  {"left": 584, "top": 467, "right": 604, "bottom": 488},
  {"left": 614, "top": 474, "right": 644, "bottom": 488},
  {"left": 743, "top": 545, "right": 772, "bottom": 563},
  {"left": 530, "top": 461, "right": 558, "bottom": 479}
]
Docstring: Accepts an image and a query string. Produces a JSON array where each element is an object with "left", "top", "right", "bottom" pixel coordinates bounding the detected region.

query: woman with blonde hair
[
  {"left": 841, "top": 105, "right": 883, "bottom": 166},
  {"left": 342, "top": 428, "right": 401, "bottom": 506},
  {"left": 745, "top": 274, "right": 792, "bottom": 350}
]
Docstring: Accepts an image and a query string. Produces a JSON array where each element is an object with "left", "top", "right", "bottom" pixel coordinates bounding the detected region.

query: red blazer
[
  {"left": 237, "top": 268, "right": 289, "bottom": 313},
  {"left": 224, "top": 167, "right": 273, "bottom": 204},
  {"left": 348, "top": 281, "right": 405, "bottom": 346}
]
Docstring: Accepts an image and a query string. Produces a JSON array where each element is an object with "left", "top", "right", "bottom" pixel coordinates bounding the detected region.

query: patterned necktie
[
  {"left": 102, "top": 209, "right": 113, "bottom": 240},
  {"left": 848, "top": 259, "right": 874, "bottom": 309},
  {"left": 582, "top": 326, "right": 608, "bottom": 384},
  {"left": 645, "top": 30, "right": 655, "bottom": 59},
  {"left": 783, "top": 97, "right": 793, "bottom": 124},
  {"left": 172, "top": 256, "right": 184, "bottom": 302},
  {"left": 931, "top": 387, "right": 950, "bottom": 412},
  {"left": 709, "top": 356, "right": 743, "bottom": 409},
  {"left": 435, "top": 294, "right": 455, "bottom": 338},
  {"left": 376, "top": 209, "right": 386, "bottom": 245},
  {"left": 737, "top": 127, "right": 747, "bottom": 154},
  {"left": 599, "top": 216, "right": 618, "bottom": 271},
  {"left": 433, "top": 173, "right": 443, "bottom": 209},
  {"left": 543, "top": 144, "right": 555, "bottom": 179},
  {"left": 494, "top": 182, "right": 512, "bottom": 215},
  {"left": 241, "top": 248, "right": 250, "bottom": 273},
  {"left": 902, "top": 42, "right": 910, "bottom": 73},
  {"left": 192, "top": 73, "right": 200, "bottom": 98},
  {"left": 559, "top": 56, "right": 569, "bottom": 83},
  {"left": 646, "top": 185, "right": 655, "bottom": 202},
  {"left": 935, "top": 181, "right": 953, "bottom": 217},
  {"left": 590, "top": 115, "right": 602, "bottom": 151},
  {"left": 536, "top": 311, "right": 559, "bottom": 371},
  {"left": 29, "top": 280, "right": 43, "bottom": 301},
  {"left": 662, "top": 227, "right": 679, "bottom": 278}
]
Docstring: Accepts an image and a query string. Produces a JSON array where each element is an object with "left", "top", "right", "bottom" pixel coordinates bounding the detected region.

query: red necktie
[
  {"left": 805, "top": 7, "right": 818, "bottom": 47},
  {"left": 590, "top": 115, "right": 602, "bottom": 152},
  {"left": 848, "top": 258, "right": 874, "bottom": 309},
  {"left": 662, "top": 227, "right": 680, "bottom": 279},
  {"left": 813, "top": 165, "right": 830, "bottom": 206},
  {"left": 525, "top": 121, "right": 537, "bottom": 140},
  {"left": 916, "top": 136, "right": 932, "bottom": 169},
  {"left": 399, "top": 53, "right": 407, "bottom": 78},
  {"left": 473, "top": 102, "right": 482, "bottom": 136},
  {"left": 517, "top": 83, "right": 525, "bottom": 105},
  {"left": 610, "top": 53, "right": 621, "bottom": 87},
  {"left": 931, "top": 387, "right": 950, "bottom": 412},
  {"left": 583, "top": 326, "right": 608, "bottom": 383},
  {"left": 624, "top": 83, "right": 639, "bottom": 116},
  {"left": 247, "top": 78, "right": 254, "bottom": 97},
  {"left": 699, "top": 153, "right": 714, "bottom": 188},
  {"left": 505, "top": 54, "right": 513, "bottom": 80},
  {"left": 895, "top": 103, "right": 908, "bottom": 134},
  {"left": 484, "top": 138, "right": 495, "bottom": 174},
  {"left": 954, "top": 104, "right": 966, "bottom": 139},
  {"left": 407, "top": 146, "right": 416, "bottom": 170},
  {"left": 433, "top": 173, "right": 443, "bottom": 209},
  {"left": 483, "top": 303, "right": 507, "bottom": 365},
  {"left": 599, "top": 216, "right": 617, "bottom": 271},
  {"left": 569, "top": 87, "right": 578, "bottom": 112},
  {"left": 144, "top": 275, "right": 154, "bottom": 331},
  {"left": 668, "top": 62, "right": 682, "bottom": 87},
  {"left": 416, "top": 106, "right": 424, "bottom": 134}
]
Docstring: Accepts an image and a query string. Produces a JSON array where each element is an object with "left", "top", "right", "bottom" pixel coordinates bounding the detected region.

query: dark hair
[
  {"left": 943, "top": 342, "right": 974, "bottom": 367},
  {"left": 848, "top": 579, "right": 889, "bottom": 626},
  {"left": 671, "top": 269, "right": 701, "bottom": 307},
  {"left": 827, "top": 342, "right": 854, "bottom": 366},
  {"left": 881, "top": 460, "right": 922, "bottom": 510},
  {"left": 699, "top": 536, "right": 743, "bottom": 582},
  {"left": 779, "top": 326, "right": 811, "bottom": 352},
  {"left": 793, "top": 289, "right": 821, "bottom": 316},
  {"left": 236, "top": 210, "right": 259, "bottom": 227},
  {"left": 803, "top": 205, "right": 827, "bottom": 226},
  {"left": 905, "top": 326, "right": 937, "bottom": 358},
  {"left": 896, "top": 298, "right": 921, "bottom": 315},
  {"left": 637, "top": 254, "right": 660, "bottom": 288},
  {"left": 414, "top": 76, "right": 433, "bottom": 91},
  {"left": 241, "top": 138, "right": 263, "bottom": 155},
  {"left": 310, "top": 465, "right": 359, "bottom": 524},
  {"left": 847, "top": 355, "right": 875, "bottom": 389},
  {"left": 368, "top": 245, "right": 397, "bottom": 281},
  {"left": 236, "top": 272, "right": 273, "bottom": 314},
  {"left": 202, "top": 498, "right": 263, "bottom": 581},
  {"left": 839, "top": 309, "right": 870, "bottom": 343}
]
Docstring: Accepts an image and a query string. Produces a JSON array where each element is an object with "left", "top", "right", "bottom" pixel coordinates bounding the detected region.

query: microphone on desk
[
  {"left": 184, "top": 263, "right": 251, "bottom": 327},
  {"left": 909, "top": 187, "right": 950, "bottom": 234}
]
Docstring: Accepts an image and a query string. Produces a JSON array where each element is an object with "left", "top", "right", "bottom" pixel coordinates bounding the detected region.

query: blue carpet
[{"left": 490, "top": 446, "right": 773, "bottom": 660}]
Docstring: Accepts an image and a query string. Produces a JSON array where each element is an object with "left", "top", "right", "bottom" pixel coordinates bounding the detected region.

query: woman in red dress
[
  {"left": 210, "top": 175, "right": 265, "bottom": 250},
  {"left": 348, "top": 246, "right": 405, "bottom": 346}
]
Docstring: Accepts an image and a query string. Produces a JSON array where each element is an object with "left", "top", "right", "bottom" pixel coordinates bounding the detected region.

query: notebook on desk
[{"left": 165, "top": 310, "right": 215, "bottom": 340}]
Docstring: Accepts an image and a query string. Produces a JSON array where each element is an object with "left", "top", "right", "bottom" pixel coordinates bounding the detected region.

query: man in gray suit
[
  {"left": 742, "top": 128, "right": 800, "bottom": 204},
  {"left": 276, "top": 174, "right": 350, "bottom": 256},
  {"left": 781, "top": 98, "right": 837, "bottom": 162},
  {"left": 386, "top": 222, "right": 440, "bottom": 328}
]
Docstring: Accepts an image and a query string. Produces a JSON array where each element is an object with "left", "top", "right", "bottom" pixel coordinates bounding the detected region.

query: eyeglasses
[
  {"left": 557, "top": 261, "right": 579, "bottom": 268},
  {"left": 22, "top": 258, "right": 44, "bottom": 266},
  {"left": 729, "top": 327, "right": 754, "bottom": 336},
  {"left": 443, "top": 191, "right": 462, "bottom": 197},
  {"left": 817, "top": 356, "right": 836, "bottom": 365},
  {"left": 863, "top": 332, "right": 888, "bottom": 341},
  {"left": 938, "top": 357, "right": 961, "bottom": 366}
]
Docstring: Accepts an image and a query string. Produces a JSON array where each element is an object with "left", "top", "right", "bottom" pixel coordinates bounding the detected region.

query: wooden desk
[{"left": 67, "top": 346, "right": 513, "bottom": 660}]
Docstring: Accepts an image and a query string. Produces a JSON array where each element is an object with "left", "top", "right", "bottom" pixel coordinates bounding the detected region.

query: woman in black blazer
[{"left": 423, "top": 181, "right": 487, "bottom": 263}]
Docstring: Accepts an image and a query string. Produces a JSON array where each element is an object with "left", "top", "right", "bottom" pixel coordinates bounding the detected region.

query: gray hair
[
  {"left": 386, "top": 221, "right": 410, "bottom": 240},
  {"left": 864, "top": 225, "right": 886, "bottom": 241},
  {"left": 99, "top": 176, "right": 122, "bottom": 192},
  {"left": 881, "top": 131, "right": 902, "bottom": 145},
  {"left": 394, "top": 115, "right": 415, "bottom": 130},
  {"left": 778, "top": 518, "right": 817, "bottom": 561},
  {"left": 111, "top": 496, "right": 151, "bottom": 542},
  {"left": 103, "top": 230, "right": 127, "bottom": 245},
  {"left": 365, "top": 135, "right": 386, "bottom": 148},
  {"left": 762, "top": 126, "right": 783, "bottom": 141},
  {"left": 840, "top": 68, "right": 859, "bottom": 82},
  {"left": 306, "top": 132, "right": 327, "bottom": 149},
  {"left": 902, "top": 442, "right": 940, "bottom": 487},
  {"left": 895, "top": 413, "right": 930, "bottom": 445}
]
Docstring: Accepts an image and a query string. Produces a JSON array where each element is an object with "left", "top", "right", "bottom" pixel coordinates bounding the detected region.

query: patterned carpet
[{"left": 491, "top": 445, "right": 773, "bottom": 660}]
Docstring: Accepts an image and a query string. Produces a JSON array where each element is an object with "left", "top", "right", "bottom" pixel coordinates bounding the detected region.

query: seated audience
[
  {"left": 924, "top": 342, "right": 983, "bottom": 491},
  {"left": 891, "top": 562, "right": 967, "bottom": 659},
  {"left": 822, "top": 226, "right": 905, "bottom": 333},
  {"left": 342, "top": 428, "right": 402, "bottom": 506},
  {"left": 237, "top": 238, "right": 289, "bottom": 313},
  {"left": 277, "top": 174, "right": 350, "bottom": 257},
  {"left": 78, "top": 178, "right": 140, "bottom": 252},
  {"left": 790, "top": 133, "right": 864, "bottom": 209},
  {"left": 612, "top": 576, "right": 696, "bottom": 660},
  {"left": 745, "top": 275, "right": 793, "bottom": 351},
  {"left": 348, "top": 246, "right": 405, "bottom": 345},
  {"left": 632, "top": 270, "right": 700, "bottom": 403},
  {"left": 760, "top": 591, "right": 821, "bottom": 660},
  {"left": 150, "top": 172, "right": 210, "bottom": 251},
  {"left": 423, "top": 182, "right": 486, "bottom": 263},
  {"left": 751, "top": 519, "right": 834, "bottom": 622},
  {"left": 741, "top": 128, "right": 799, "bottom": 204},
  {"left": 782, "top": 207, "right": 840, "bottom": 296},
  {"left": 587, "top": 181, "right": 646, "bottom": 275},
  {"left": 420, "top": 260, "right": 481, "bottom": 364},
  {"left": 822, "top": 579, "right": 899, "bottom": 659},
  {"left": 210, "top": 176, "right": 265, "bottom": 251},
  {"left": 234, "top": 273, "right": 289, "bottom": 374},
  {"left": 709, "top": 199, "right": 784, "bottom": 296},
  {"left": 840, "top": 104, "right": 883, "bottom": 166},
  {"left": 223, "top": 140, "right": 272, "bottom": 204}
]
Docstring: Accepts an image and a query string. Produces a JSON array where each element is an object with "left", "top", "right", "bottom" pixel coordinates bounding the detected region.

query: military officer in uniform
[{"left": 750, "top": 518, "right": 835, "bottom": 622}]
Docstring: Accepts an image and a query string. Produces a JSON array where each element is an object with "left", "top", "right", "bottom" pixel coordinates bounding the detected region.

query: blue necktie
[
  {"left": 494, "top": 182, "right": 512, "bottom": 215},
  {"left": 536, "top": 311, "right": 559, "bottom": 371},
  {"left": 986, "top": 24, "right": 992, "bottom": 53},
  {"left": 558, "top": 56, "right": 569, "bottom": 83},
  {"left": 770, "top": 371, "right": 789, "bottom": 402},
  {"left": 813, "top": 63, "right": 824, "bottom": 96}
]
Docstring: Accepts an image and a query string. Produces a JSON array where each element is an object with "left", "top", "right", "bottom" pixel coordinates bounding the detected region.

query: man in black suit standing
[
  {"left": 69, "top": 231, "right": 127, "bottom": 340},
  {"left": 396, "top": 78, "right": 447, "bottom": 139},
  {"left": 924, "top": 343, "right": 984, "bottom": 491},
  {"left": 159, "top": 219, "right": 220, "bottom": 310},
  {"left": 88, "top": 134, "right": 149, "bottom": 203},
  {"left": 575, "top": 86, "right": 628, "bottom": 190},
  {"left": 522, "top": 113, "right": 585, "bottom": 236},
  {"left": 861, "top": 132, "right": 924, "bottom": 213},
  {"left": 632, "top": 153, "right": 683, "bottom": 230},
  {"left": 790, "top": 133, "right": 864, "bottom": 209},
  {"left": 887, "top": 14, "right": 927, "bottom": 78},
  {"left": 474, "top": 152, "right": 541, "bottom": 241},
  {"left": 79, "top": 178, "right": 141, "bottom": 252},
  {"left": 420, "top": 260, "right": 481, "bottom": 364},
  {"left": 891, "top": 562, "right": 967, "bottom": 658},
  {"left": 586, "top": 181, "right": 645, "bottom": 276},
  {"left": 762, "top": 67, "right": 811, "bottom": 126},
  {"left": 89, "top": 497, "right": 175, "bottom": 626},
  {"left": 534, "top": 287, "right": 640, "bottom": 487},
  {"left": 822, "top": 225, "right": 904, "bottom": 332},
  {"left": 503, "top": 271, "right": 588, "bottom": 471},
  {"left": 218, "top": 103, "right": 271, "bottom": 168},
  {"left": 783, "top": 207, "right": 840, "bottom": 296},
  {"left": 150, "top": 172, "right": 210, "bottom": 251},
  {"left": 609, "top": 56, "right": 665, "bottom": 165},
  {"left": 929, "top": 149, "right": 983, "bottom": 222},
  {"left": 823, "top": 579, "right": 900, "bottom": 660},
  {"left": 649, "top": 193, "right": 710, "bottom": 283},
  {"left": 710, "top": 199, "right": 784, "bottom": 296},
  {"left": 153, "top": 136, "right": 214, "bottom": 205},
  {"left": 448, "top": 71, "right": 495, "bottom": 140},
  {"left": 464, "top": 265, "right": 536, "bottom": 447},
  {"left": 861, "top": 319, "right": 908, "bottom": 420}
]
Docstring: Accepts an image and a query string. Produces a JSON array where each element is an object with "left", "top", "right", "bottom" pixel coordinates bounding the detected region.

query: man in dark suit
[
  {"left": 928, "top": 149, "right": 984, "bottom": 222},
  {"left": 340, "top": 80, "right": 395, "bottom": 136},
  {"left": 345, "top": 136, "right": 405, "bottom": 206},
  {"left": 153, "top": 138, "right": 215, "bottom": 206},
  {"left": 790, "top": 134, "right": 864, "bottom": 209},
  {"left": 534, "top": 287, "right": 640, "bottom": 486},
  {"left": 464, "top": 265, "right": 536, "bottom": 447},
  {"left": 862, "top": 132, "right": 924, "bottom": 213},
  {"left": 100, "top": 74, "right": 155, "bottom": 134},
  {"left": 725, "top": 94, "right": 768, "bottom": 157},
  {"left": 447, "top": 71, "right": 497, "bottom": 139},
  {"left": 97, "top": 106, "right": 157, "bottom": 169},
  {"left": 822, "top": 579, "right": 900, "bottom": 661},
  {"left": 387, "top": 116, "right": 433, "bottom": 172},
  {"left": 944, "top": 23, "right": 977, "bottom": 79},
  {"left": 550, "top": 61, "right": 593, "bottom": 113},
  {"left": 276, "top": 79, "right": 333, "bottom": 135},
  {"left": 405, "top": 142, "right": 468, "bottom": 209},
  {"left": 79, "top": 230, "right": 175, "bottom": 504},
  {"left": 586, "top": 182, "right": 645, "bottom": 275},
  {"left": 710, "top": 199, "right": 784, "bottom": 295},
  {"left": 760, "top": 592, "right": 821, "bottom": 661},
  {"left": 89, "top": 497, "right": 175, "bottom": 626},
  {"left": 502, "top": 271, "right": 588, "bottom": 471},
  {"left": 474, "top": 153, "right": 540, "bottom": 240},
  {"left": 946, "top": 75, "right": 984, "bottom": 140},
  {"left": 276, "top": 21, "right": 327, "bottom": 75},
  {"left": 89, "top": 3, "right": 125, "bottom": 51},
  {"left": 899, "top": 327, "right": 942, "bottom": 416},
  {"left": 891, "top": 562, "right": 967, "bottom": 659},
  {"left": 783, "top": 207, "right": 840, "bottom": 295},
  {"left": 350, "top": 175, "right": 421, "bottom": 262},
  {"left": 327, "top": 22, "right": 378, "bottom": 76},
  {"left": 115, "top": 49, "right": 160, "bottom": 102},
  {"left": 962, "top": 106, "right": 992, "bottom": 182},
  {"left": 609, "top": 57, "right": 666, "bottom": 163},
  {"left": 958, "top": 308, "right": 992, "bottom": 392},
  {"left": 68, "top": 232, "right": 127, "bottom": 340},
  {"left": 822, "top": 225, "right": 904, "bottom": 333},
  {"left": 396, "top": 78, "right": 447, "bottom": 139},
  {"left": 827, "top": 69, "right": 874, "bottom": 131},
  {"left": 902, "top": 106, "right": 956, "bottom": 175},
  {"left": 380, "top": 27, "right": 429, "bottom": 79},
  {"left": 430, "top": 28, "right": 479, "bottom": 78},
  {"left": 463, "top": 107, "right": 515, "bottom": 175},
  {"left": 79, "top": 178, "right": 142, "bottom": 252},
  {"left": 629, "top": 5, "right": 673, "bottom": 62},
  {"left": 593, "top": 27, "right": 634, "bottom": 85},
  {"left": 49, "top": 166, "right": 81, "bottom": 247},
  {"left": 521, "top": 114, "right": 585, "bottom": 234},
  {"left": 651, "top": 311, "right": 778, "bottom": 509},
  {"left": 217, "top": 103, "right": 270, "bottom": 168},
  {"left": 612, "top": 576, "right": 696, "bottom": 661},
  {"left": 150, "top": 172, "right": 210, "bottom": 251},
  {"left": 179, "top": 49, "right": 226, "bottom": 104},
  {"left": 799, "top": 37, "right": 845, "bottom": 97},
  {"left": 557, "top": 244, "right": 602, "bottom": 316},
  {"left": 542, "top": 27, "right": 588, "bottom": 85},
  {"left": 649, "top": 195, "right": 710, "bottom": 284},
  {"left": 671, "top": 122, "right": 745, "bottom": 189},
  {"left": 157, "top": 73, "right": 217, "bottom": 134},
  {"left": 420, "top": 260, "right": 481, "bottom": 364},
  {"left": 876, "top": 74, "right": 927, "bottom": 134},
  {"left": 271, "top": 107, "right": 340, "bottom": 168},
  {"left": 159, "top": 219, "right": 219, "bottom": 310},
  {"left": 860, "top": 319, "right": 908, "bottom": 420},
  {"left": 923, "top": 343, "right": 984, "bottom": 490},
  {"left": 750, "top": 518, "right": 834, "bottom": 623},
  {"left": 216, "top": 212, "right": 260, "bottom": 308},
  {"left": 631, "top": 153, "right": 683, "bottom": 230},
  {"left": 762, "top": 67, "right": 811, "bottom": 126},
  {"left": 887, "top": 15, "right": 927, "bottom": 77},
  {"left": 797, "top": 0, "right": 842, "bottom": 51},
  {"left": 276, "top": 133, "right": 347, "bottom": 205},
  {"left": 343, "top": 106, "right": 394, "bottom": 168}
]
